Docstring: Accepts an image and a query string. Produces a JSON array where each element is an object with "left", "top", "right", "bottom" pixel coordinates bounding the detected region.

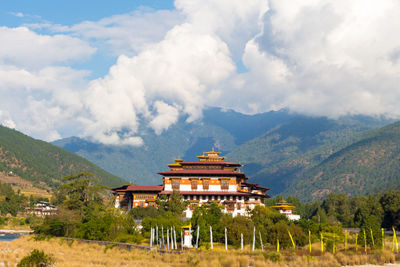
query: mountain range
[
  {"left": 285, "top": 121, "right": 400, "bottom": 201},
  {"left": 52, "top": 107, "right": 398, "bottom": 200}
]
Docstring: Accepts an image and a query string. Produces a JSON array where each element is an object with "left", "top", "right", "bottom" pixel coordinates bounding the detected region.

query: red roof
[
  {"left": 158, "top": 169, "right": 246, "bottom": 177},
  {"left": 159, "top": 191, "right": 251, "bottom": 196},
  {"left": 180, "top": 161, "right": 241, "bottom": 166},
  {"left": 242, "top": 182, "right": 270, "bottom": 191},
  {"left": 113, "top": 185, "right": 163, "bottom": 192}
]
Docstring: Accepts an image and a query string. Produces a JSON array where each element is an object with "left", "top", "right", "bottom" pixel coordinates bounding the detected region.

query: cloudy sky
[{"left": 1, "top": 0, "right": 400, "bottom": 145}]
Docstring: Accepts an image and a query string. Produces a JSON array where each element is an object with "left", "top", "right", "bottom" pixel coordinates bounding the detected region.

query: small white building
[
  {"left": 25, "top": 201, "right": 57, "bottom": 217},
  {"left": 271, "top": 200, "right": 300, "bottom": 221}
]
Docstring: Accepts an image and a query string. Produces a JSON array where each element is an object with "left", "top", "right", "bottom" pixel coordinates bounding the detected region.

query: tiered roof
[
  {"left": 113, "top": 184, "right": 163, "bottom": 192},
  {"left": 159, "top": 148, "right": 245, "bottom": 177},
  {"left": 271, "top": 200, "right": 295, "bottom": 210}
]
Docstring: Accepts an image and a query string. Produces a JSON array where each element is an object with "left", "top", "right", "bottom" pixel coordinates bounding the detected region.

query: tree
[
  {"left": 380, "top": 190, "right": 400, "bottom": 228},
  {"left": 191, "top": 203, "right": 224, "bottom": 244},
  {"left": 56, "top": 172, "right": 106, "bottom": 211},
  {"left": 156, "top": 190, "right": 187, "bottom": 216}
]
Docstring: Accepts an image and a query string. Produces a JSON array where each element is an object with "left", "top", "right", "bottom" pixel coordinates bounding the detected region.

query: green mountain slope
[
  {"left": 53, "top": 108, "right": 296, "bottom": 184},
  {"left": 0, "top": 125, "right": 126, "bottom": 187},
  {"left": 226, "top": 116, "right": 382, "bottom": 195},
  {"left": 285, "top": 121, "right": 400, "bottom": 201}
]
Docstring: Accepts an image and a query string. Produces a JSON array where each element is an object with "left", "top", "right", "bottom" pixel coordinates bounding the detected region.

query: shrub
[
  {"left": 17, "top": 249, "right": 54, "bottom": 267},
  {"left": 263, "top": 252, "right": 281, "bottom": 262}
]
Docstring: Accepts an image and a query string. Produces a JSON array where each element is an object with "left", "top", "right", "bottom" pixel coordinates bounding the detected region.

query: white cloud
[
  {"left": 217, "top": 0, "right": 400, "bottom": 118},
  {"left": 149, "top": 101, "right": 180, "bottom": 135},
  {"left": 82, "top": 23, "right": 234, "bottom": 144},
  {"left": 27, "top": 9, "right": 183, "bottom": 57},
  {"left": 3, "top": 1, "right": 400, "bottom": 145},
  {"left": 10, "top": 12, "right": 24, "bottom": 18},
  {"left": 0, "top": 26, "right": 94, "bottom": 141},
  {"left": 0, "top": 110, "right": 16, "bottom": 129},
  {"left": 0, "top": 26, "right": 96, "bottom": 69},
  {"left": 0, "top": 65, "right": 89, "bottom": 141}
]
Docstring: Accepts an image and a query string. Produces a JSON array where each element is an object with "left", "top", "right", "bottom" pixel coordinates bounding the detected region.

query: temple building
[
  {"left": 271, "top": 200, "right": 300, "bottom": 221},
  {"left": 112, "top": 149, "right": 270, "bottom": 218}
]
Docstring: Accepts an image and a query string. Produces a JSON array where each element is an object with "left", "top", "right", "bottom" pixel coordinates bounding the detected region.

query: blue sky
[
  {"left": 0, "top": 1, "right": 176, "bottom": 79},
  {"left": 1, "top": 1, "right": 400, "bottom": 144},
  {"left": 0, "top": 1, "right": 174, "bottom": 26}
]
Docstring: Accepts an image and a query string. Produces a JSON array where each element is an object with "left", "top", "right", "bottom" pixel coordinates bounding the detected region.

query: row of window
[
  {"left": 171, "top": 178, "right": 229, "bottom": 190},
  {"left": 183, "top": 195, "right": 246, "bottom": 201},
  {"left": 188, "top": 202, "right": 241, "bottom": 211}
]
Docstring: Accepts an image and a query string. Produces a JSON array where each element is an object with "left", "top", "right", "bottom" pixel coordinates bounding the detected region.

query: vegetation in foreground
[
  {"left": 1, "top": 171, "right": 400, "bottom": 266},
  {"left": 1, "top": 235, "right": 399, "bottom": 267}
]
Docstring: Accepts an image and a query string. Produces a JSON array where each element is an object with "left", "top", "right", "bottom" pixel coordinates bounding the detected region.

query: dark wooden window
[
  {"left": 202, "top": 179, "right": 209, "bottom": 190},
  {"left": 226, "top": 203, "right": 235, "bottom": 211},
  {"left": 172, "top": 179, "right": 180, "bottom": 190},
  {"left": 191, "top": 179, "right": 198, "bottom": 190},
  {"left": 221, "top": 179, "right": 229, "bottom": 190}
]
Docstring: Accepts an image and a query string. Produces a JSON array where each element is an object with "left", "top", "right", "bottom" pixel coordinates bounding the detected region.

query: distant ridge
[
  {"left": 0, "top": 125, "right": 126, "bottom": 188},
  {"left": 285, "top": 120, "right": 400, "bottom": 201}
]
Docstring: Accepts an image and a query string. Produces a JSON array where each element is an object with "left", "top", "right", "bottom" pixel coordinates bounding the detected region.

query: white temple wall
[{"left": 164, "top": 184, "right": 172, "bottom": 191}]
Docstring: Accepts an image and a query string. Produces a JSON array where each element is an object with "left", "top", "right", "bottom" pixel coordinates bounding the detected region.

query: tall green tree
[
  {"left": 380, "top": 190, "right": 400, "bottom": 228},
  {"left": 56, "top": 172, "right": 106, "bottom": 211}
]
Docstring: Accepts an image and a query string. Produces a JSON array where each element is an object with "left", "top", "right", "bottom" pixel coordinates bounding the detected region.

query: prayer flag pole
[
  {"left": 320, "top": 232, "right": 324, "bottom": 253},
  {"left": 196, "top": 226, "right": 199, "bottom": 249},
  {"left": 225, "top": 227, "right": 228, "bottom": 251},
  {"left": 252, "top": 227, "right": 255, "bottom": 252},
  {"left": 277, "top": 237, "right": 279, "bottom": 252},
  {"left": 210, "top": 225, "right": 213, "bottom": 250},
  {"left": 288, "top": 230, "right": 295, "bottom": 249},
  {"left": 181, "top": 231, "right": 183, "bottom": 251},
  {"left": 167, "top": 229, "right": 170, "bottom": 250},
  {"left": 241, "top": 233, "right": 243, "bottom": 251},
  {"left": 370, "top": 228, "right": 374, "bottom": 248}
]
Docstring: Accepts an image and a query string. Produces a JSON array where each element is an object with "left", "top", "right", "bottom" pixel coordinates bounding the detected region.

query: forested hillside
[
  {"left": 0, "top": 125, "right": 126, "bottom": 187},
  {"left": 285, "top": 121, "right": 400, "bottom": 201},
  {"left": 226, "top": 116, "right": 378, "bottom": 195}
]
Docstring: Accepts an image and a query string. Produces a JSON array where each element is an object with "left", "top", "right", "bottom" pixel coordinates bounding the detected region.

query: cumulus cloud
[
  {"left": 82, "top": 23, "right": 234, "bottom": 144},
  {"left": 0, "top": 26, "right": 94, "bottom": 141},
  {"left": 3, "top": 1, "right": 400, "bottom": 145},
  {"left": 224, "top": 0, "right": 400, "bottom": 117},
  {"left": 0, "top": 26, "right": 96, "bottom": 69}
]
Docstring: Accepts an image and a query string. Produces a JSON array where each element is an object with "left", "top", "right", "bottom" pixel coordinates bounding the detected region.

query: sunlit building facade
[{"left": 112, "top": 149, "right": 270, "bottom": 218}]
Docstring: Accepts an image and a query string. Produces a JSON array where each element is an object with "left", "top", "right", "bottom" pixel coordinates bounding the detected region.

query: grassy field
[{"left": 0, "top": 236, "right": 399, "bottom": 267}]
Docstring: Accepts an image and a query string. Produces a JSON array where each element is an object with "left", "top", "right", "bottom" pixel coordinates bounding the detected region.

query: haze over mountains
[{"left": 52, "top": 107, "right": 398, "bottom": 200}]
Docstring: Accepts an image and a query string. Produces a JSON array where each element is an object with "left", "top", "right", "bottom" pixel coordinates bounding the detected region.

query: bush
[
  {"left": 17, "top": 249, "right": 54, "bottom": 267},
  {"left": 263, "top": 252, "right": 281, "bottom": 262},
  {"left": 113, "top": 232, "right": 143, "bottom": 244}
]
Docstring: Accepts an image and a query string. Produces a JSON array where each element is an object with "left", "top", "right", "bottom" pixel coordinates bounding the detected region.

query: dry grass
[{"left": 0, "top": 237, "right": 399, "bottom": 267}]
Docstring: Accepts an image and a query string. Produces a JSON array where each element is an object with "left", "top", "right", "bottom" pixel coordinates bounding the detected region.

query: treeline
[
  {"left": 268, "top": 191, "right": 400, "bottom": 229},
  {"left": 32, "top": 173, "right": 400, "bottom": 250}
]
